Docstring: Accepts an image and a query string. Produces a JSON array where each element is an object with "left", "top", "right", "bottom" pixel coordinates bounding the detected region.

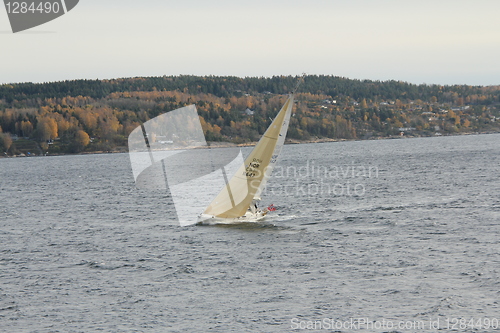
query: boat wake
[{"left": 197, "top": 220, "right": 279, "bottom": 230}]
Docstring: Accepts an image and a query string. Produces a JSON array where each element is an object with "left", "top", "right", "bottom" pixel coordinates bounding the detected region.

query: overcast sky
[{"left": 1, "top": 0, "right": 499, "bottom": 85}]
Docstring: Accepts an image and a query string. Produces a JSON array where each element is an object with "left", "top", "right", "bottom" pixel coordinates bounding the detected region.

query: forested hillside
[{"left": 1, "top": 75, "right": 500, "bottom": 155}]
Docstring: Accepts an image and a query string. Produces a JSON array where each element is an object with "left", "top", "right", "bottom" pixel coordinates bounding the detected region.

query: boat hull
[{"left": 197, "top": 210, "right": 268, "bottom": 224}]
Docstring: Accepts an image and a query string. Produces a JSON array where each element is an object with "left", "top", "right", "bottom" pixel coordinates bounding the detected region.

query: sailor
[{"left": 250, "top": 201, "right": 258, "bottom": 214}]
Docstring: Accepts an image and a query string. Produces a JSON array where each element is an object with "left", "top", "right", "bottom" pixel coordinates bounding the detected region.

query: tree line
[{"left": 1, "top": 75, "right": 499, "bottom": 155}]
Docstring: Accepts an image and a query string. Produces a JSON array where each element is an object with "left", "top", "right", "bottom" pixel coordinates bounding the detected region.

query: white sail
[{"left": 202, "top": 94, "right": 295, "bottom": 219}]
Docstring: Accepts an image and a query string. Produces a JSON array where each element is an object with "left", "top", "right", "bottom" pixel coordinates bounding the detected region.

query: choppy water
[{"left": 1, "top": 134, "right": 500, "bottom": 332}]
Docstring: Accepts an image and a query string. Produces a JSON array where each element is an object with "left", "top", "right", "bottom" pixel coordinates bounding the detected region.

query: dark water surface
[{"left": 1, "top": 134, "right": 499, "bottom": 332}]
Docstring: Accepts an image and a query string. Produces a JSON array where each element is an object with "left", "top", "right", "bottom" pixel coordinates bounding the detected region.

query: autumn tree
[
  {"left": 37, "top": 117, "right": 58, "bottom": 141},
  {"left": 0, "top": 132, "right": 13, "bottom": 154},
  {"left": 68, "top": 129, "right": 90, "bottom": 153},
  {"left": 360, "top": 98, "right": 368, "bottom": 109},
  {"left": 21, "top": 120, "right": 34, "bottom": 137},
  {"left": 75, "top": 130, "right": 90, "bottom": 146},
  {"left": 334, "top": 115, "right": 356, "bottom": 139}
]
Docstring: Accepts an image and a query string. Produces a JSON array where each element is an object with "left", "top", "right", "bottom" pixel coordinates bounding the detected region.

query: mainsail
[{"left": 203, "top": 94, "right": 295, "bottom": 218}]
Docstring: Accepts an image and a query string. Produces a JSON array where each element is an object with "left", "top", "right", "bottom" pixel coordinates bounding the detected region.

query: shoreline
[
  {"left": 202, "top": 130, "right": 499, "bottom": 149},
  {"left": 1, "top": 130, "right": 499, "bottom": 158}
]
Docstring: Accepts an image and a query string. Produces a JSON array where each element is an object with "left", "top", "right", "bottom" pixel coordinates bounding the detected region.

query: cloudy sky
[{"left": 1, "top": 0, "right": 499, "bottom": 85}]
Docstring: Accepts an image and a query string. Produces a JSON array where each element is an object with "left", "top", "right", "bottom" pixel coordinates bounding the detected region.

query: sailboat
[
  {"left": 198, "top": 88, "right": 298, "bottom": 224},
  {"left": 128, "top": 77, "right": 303, "bottom": 226}
]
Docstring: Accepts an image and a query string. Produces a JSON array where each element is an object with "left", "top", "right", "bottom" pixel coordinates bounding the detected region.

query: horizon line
[{"left": 0, "top": 74, "right": 498, "bottom": 88}]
